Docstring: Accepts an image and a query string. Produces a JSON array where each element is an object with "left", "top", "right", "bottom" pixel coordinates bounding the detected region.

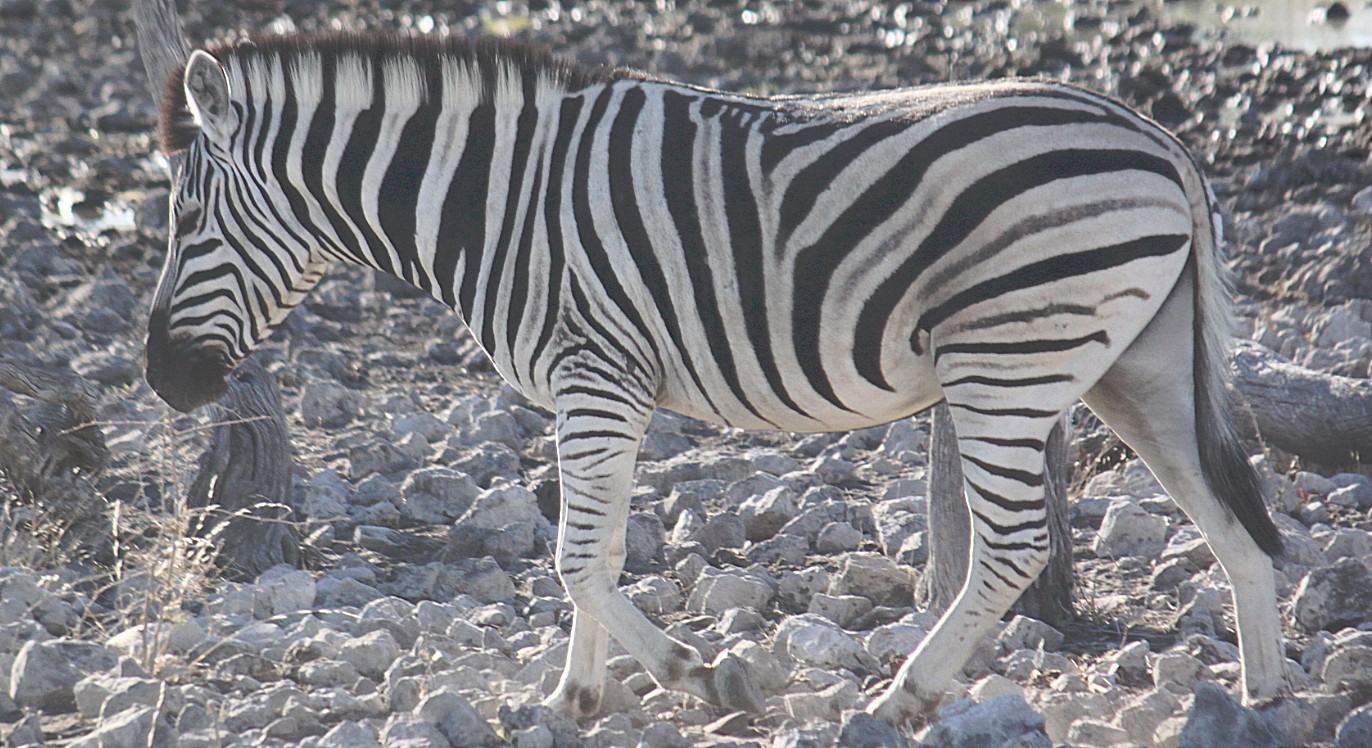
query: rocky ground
[{"left": 3, "top": 0, "right": 1372, "bottom": 746}]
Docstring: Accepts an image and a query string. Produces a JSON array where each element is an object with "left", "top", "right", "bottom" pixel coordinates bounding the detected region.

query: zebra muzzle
[{"left": 144, "top": 323, "right": 231, "bottom": 413}]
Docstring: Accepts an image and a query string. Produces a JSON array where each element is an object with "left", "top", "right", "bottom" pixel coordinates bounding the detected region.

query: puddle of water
[{"left": 1165, "top": 0, "right": 1372, "bottom": 52}]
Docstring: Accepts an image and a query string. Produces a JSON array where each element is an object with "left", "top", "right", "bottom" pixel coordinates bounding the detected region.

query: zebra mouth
[{"left": 145, "top": 326, "right": 232, "bottom": 413}]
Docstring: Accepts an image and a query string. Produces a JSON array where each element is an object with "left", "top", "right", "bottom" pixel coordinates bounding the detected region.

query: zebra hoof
[
  {"left": 865, "top": 683, "right": 938, "bottom": 727},
  {"left": 705, "top": 654, "right": 765, "bottom": 713},
  {"left": 542, "top": 683, "right": 602, "bottom": 720}
]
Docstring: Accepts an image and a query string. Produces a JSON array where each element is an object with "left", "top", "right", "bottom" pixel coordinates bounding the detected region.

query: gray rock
[
  {"left": 348, "top": 436, "right": 427, "bottom": 480},
  {"left": 815, "top": 521, "right": 863, "bottom": 553},
  {"left": 624, "top": 512, "right": 665, "bottom": 572},
  {"left": 1320, "top": 645, "right": 1372, "bottom": 691},
  {"left": 624, "top": 576, "right": 682, "bottom": 615},
  {"left": 380, "top": 715, "right": 450, "bottom": 746},
  {"left": 339, "top": 629, "right": 402, "bottom": 681},
  {"left": 1035, "top": 691, "right": 1107, "bottom": 744},
  {"left": 1324, "top": 527, "right": 1372, "bottom": 561},
  {"left": 811, "top": 455, "right": 859, "bottom": 485},
  {"left": 738, "top": 486, "right": 801, "bottom": 541},
  {"left": 301, "top": 382, "right": 364, "bottom": 428},
  {"left": 497, "top": 704, "right": 581, "bottom": 748},
  {"left": 658, "top": 480, "right": 721, "bottom": 524},
  {"left": 746, "top": 449, "right": 803, "bottom": 476},
  {"left": 1292, "top": 558, "right": 1372, "bottom": 632},
  {"left": 1298, "top": 501, "right": 1330, "bottom": 527},
  {"left": 770, "top": 724, "right": 840, "bottom": 748},
  {"left": 416, "top": 689, "right": 502, "bottom": 747},
  {"left": 296, "top": 658, "right": 361, "bottom": 688},
  {"left": 774, "top": 615, "right": 877, "bottom": 673},
  {"left": 865, "top": 618, "right": 927, "bottom": 665},
  {"left": 1328, "top": 483, "right": 1372, "bottom": 510},
  {"left": 1116, "top": 690, "right": 1181, "bottom": 746},
  {"left": 401, "top": 468, "right": 482, "bottom": 525},
  {"left": 1094, "top": 500, "right": 1168, "bottom": 558},
  {"left": 1352, "top": 186, "right": 1372, "bottom": 216},
  {"left": 837, "top": 711, "right": 911, "bottom": 748},
  {"left": 67, "top": 705, "right": 174, "bottom": 748},
  {"left": 73, "top": 673, "right": 182, "bottom": 720},
  {"left": 1152, "top": 651, "right": 1209, "bottom": 694},
  {"left": 723, "top": 473, "right": 786, "bottom": 504},
  {"left": 922, "top": 695, "right": 1052, "bottom": 748},
  {"left": 5, "top": 713, "right": 43, "bottom": 747},
  {"left": 1174, "top": 586, "right": 1230, "bottom": 639},
  {"left": 745, "top": 534, "right": 809, "bottom": 566},
  {"left": 689, "top": 513, "right": 746, "bottom": 555},
  {"left": 9, "top": 639, "right": 120, "bottom": 712},
  {"left": 1152, "top": 558, "right": 1196, "bottom": 592},
  {"left": 778, "top": 501, "right": 849, "bottom": 544},
  {"left": 316, "top": 575, "right": 384, "bottom": 609},
  {"left": 998, "top": 615, "right": 1064, "bottom": 653},
  {"left": 459, "top": 410, "right": 524, "bottom": 450},
  {"left": 1312, "top": 307, "right": 1372, "bottom": 347},
  {"left": 716, "top": 606, "right": 766, "bottom": 635},
  {"left": 444, "top": 443, "right": 522, "bottom": 488},
  {"left": 253, "top": 566, "right": 317, "bottom": 619},
  {"left": 1161, "top": 534, "right": 1217, "bottom": 570},
  {"left": 1067, "top": 720, "right": 1131, "bottom": 747},
  {"left": 1176, "top": 680, "right": 1281, "bottom": 748},
  {"left": 448, "top": 558, "right": 517, "bottom": 603},
  {"left": 392, "top": 411, "right": 449, "bottom": 443},
  {"left": 445, "top": 485, "right": 549, "bottom": 565},
  {"left": 828, "top": 552, "right": 914, "bottom": 607},
  {"left": 872, "top": 497, "right": 925, "bottom": 559},
  {"left": 511, "top": 724, "right": 556, "bottom": 748},
  {"left": 807, "top": 593, "right": 873, "bottom": 629},
  {"left": 1336, "top": 702, "right": 1372, "bottom": 748},
  {"left": 686, "top": 567, "right": 773, "bottom": 615},
  {"left": 304, "top": 469, "right": 352, "bottom": 519},
  {"left": 639, "top": 426, "right": 692, "bottom": 463},
  {"left": 780, "top": 680, "right": 863, "bottom": 723},
  {"left": 637, "top": 720, "right": 690, "bottom": 748},
  {"left": 354, "top": 525, "right": 410, "bottom": 555},
  {"left": 776, "top": 567, "right": 831, "bottom": 612}
]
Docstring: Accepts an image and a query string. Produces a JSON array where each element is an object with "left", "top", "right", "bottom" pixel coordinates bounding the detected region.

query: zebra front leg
[
  {"left": 543, "top": 477, "right": 629, "bottom": 718},
  {"left": 868, "top": 405, "right": 1057, "bottom": 724},
  {"left": 545, "top": 381, "right": 763, "bottom": 717}
]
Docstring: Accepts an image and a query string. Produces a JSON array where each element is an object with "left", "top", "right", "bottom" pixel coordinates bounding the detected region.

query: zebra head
[{"left": 146, "top": 49, "right": 327, "bottom": 412}]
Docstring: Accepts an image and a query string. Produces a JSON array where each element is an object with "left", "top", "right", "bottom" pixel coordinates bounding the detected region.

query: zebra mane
[{"left": 157, "top": 32, "right": 638, "bottom": 155}]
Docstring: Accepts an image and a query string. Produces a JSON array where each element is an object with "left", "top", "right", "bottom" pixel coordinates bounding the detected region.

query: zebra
[{"left": 135, "top": 0, "right": 1289, "bottom": 724}]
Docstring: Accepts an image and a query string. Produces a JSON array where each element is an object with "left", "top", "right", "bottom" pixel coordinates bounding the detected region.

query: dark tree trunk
[
  {"left": 917, "top": 402, "right": 1075, "bottom": 626},
  {"left": 186, "top": 356, "right": 301, "bottom": 579},
  {"left": 1232, "top": 340, "right": 1372, "bottom": 467}
]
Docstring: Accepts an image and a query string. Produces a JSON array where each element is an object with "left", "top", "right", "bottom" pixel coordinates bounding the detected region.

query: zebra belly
[{"left": 655, "top": 339, "right": 946, "bottom": 434}]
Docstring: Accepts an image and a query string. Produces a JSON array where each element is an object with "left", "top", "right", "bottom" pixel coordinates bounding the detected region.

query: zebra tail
[{"left": 1190, "top": 178, "right": 1284, "bottom": 557}]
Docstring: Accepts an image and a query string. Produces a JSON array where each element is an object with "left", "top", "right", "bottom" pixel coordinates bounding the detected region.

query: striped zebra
[{"left": 136, "top": 1, "right": 1289, "bottom": 724}]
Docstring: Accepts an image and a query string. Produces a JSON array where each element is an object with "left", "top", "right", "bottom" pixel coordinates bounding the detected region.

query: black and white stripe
[{"left": 144, "top": 30, "right": 1287, "bottom": 722}]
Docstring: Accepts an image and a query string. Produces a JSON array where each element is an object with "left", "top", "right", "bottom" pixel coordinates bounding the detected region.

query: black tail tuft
[{"left": 1195, "top": 404, "right": 1285, "bottom": 557}]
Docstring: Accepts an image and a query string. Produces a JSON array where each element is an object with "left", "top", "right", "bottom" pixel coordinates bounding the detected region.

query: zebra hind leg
[
  {"left": 867, "top": 399, "right": 1061, "bottom": 724},
  {"left": 1082, "top": 273, "right": 1287, "bottom": 706}
]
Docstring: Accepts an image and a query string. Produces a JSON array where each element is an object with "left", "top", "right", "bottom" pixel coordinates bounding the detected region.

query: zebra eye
[{"left": 175, "top": 205, "right": 203, "bottom": 238}]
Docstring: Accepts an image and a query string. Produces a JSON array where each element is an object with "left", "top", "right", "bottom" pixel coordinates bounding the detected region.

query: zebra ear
[{"left": 183, "top": 50, "right": 234, "bottom": 142}]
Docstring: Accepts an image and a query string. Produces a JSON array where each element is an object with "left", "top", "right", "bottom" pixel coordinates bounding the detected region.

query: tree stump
[
  {"left": 917, "top": 402, "right": 1075, "bottom": 626},
  {"left": 186, "top": 356, "right": 300, "bottom": 579},
  {"left": 0, "top": 358, "right": 110, "bottom": 561},
  {"left": 1232, "top": 340, "right": 1372, "bottom": 467}
]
